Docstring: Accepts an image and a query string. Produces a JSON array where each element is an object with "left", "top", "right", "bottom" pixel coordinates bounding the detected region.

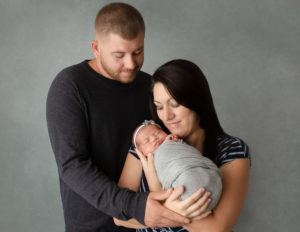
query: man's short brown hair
[{"left": 95, "top": 2, "right": 145, "bottom": 40}]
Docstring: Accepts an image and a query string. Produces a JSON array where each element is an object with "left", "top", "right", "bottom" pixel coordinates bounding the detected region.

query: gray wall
[{"left": 0, "top": 0, "right": 299, "bottom": 231}]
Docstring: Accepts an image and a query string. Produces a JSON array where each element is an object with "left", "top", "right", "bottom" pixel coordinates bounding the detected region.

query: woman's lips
[{"left": 166, "top": 121, "right": 180, "bottom": 128}]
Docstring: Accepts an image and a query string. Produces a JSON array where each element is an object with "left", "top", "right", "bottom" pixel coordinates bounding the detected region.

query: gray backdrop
[{"left": 0, "top": 0, "right": 299, "bottom": 231}]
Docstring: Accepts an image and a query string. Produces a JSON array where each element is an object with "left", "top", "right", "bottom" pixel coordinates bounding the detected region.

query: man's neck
[{"left": 88, "top": 59, "right": 101, "bottom": 75}]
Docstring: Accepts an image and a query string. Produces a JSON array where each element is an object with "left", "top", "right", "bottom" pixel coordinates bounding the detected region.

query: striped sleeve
[
  {"left": 128, "top": 145, "right": 149, "bottom": 193},
  {"left": 216, "top": 136, "right": 250, "bottom": 167},
  {"left": 128, "top": 145, "right": 139, "bottom": 160}
]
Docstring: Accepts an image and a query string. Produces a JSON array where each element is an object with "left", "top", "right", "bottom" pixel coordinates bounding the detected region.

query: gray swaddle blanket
[{"left": 154, "top": 139, "right": 222, "bottom": 210}]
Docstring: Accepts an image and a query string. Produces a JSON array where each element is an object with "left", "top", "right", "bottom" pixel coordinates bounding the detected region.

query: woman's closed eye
[
  {"left": 154, "top": 104, "right": 163, "bottom": 110},
  {"left": 170, "top": 100, "right": 179, "bottom": 108}
]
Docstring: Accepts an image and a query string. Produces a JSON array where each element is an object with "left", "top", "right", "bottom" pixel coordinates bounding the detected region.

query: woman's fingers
[
  {"left": 185, "top": 191, "right": 211, "bottom": 214},
  {"left": 135, "top": 148, "right": 145, "bottom": 160},
  {"left": 190, "top": 210, "right": 212, "bottom": 221},
  {"left": 146, "top": 153, "right": 157, "bottom": 173},
  {"left": 167, "top": 186, "right": 185, "bottom": 202},
  {"left": 183, "top": 191, "right": 211, "bottom": 220},
  {"left": 187, "top": 198, "right": 211, "bottom": 218},
  {"left": 179, "top": 188, "right": 206, "bottom": 210},
  {"left": 135, "top": 148, "right": 147, "bottom": 167}
]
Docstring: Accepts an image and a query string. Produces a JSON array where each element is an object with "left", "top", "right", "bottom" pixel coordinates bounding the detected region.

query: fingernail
[{"left": 184, "top": 219, "right": 190, "bottom": 224}]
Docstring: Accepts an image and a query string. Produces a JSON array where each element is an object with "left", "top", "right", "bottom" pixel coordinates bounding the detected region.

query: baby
[{"left": 133, "top": 120, "right": 222, "bottom": 211}]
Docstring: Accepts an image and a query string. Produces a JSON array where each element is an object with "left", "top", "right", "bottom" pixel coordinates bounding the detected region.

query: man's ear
[{"left": 91, "top": 40, "right": 100, "bottom": 58}]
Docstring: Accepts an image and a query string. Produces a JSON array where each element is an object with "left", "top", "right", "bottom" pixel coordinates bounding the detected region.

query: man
[{"left": 46, "top": 3, "right": 191, "bottom": 232}]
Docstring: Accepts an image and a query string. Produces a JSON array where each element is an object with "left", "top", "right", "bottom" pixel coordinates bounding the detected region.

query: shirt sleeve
[
  {"left": 129, "top": 145, "right": 139, "bottom": 159},
  {"left": 46, "top": 71, "right": 148, "bottom": 224},
  {"left": 217, "top": 137, "right": 251, "bottom": 167}
]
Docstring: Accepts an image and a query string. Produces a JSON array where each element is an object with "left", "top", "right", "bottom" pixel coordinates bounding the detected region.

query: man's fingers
[
  {"left": 146, "top": 214, "right": 187, "bottom": 228},
  {"left": 145, "top": 191, "right": 189, "bottom": 228},
  {"left": 150, "top": 189, "right": 173, "bottom": 201},
  {"left": 160, "top": 208, "right": 190, "bottom": 226}
]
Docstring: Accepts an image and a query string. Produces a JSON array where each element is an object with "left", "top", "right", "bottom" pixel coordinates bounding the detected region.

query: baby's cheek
[
  {"left": 144, "top": 146, "right": 154, "bottom": 155},
  {"left": 139, "top": 146, "right": 148, "bottom": 156}
]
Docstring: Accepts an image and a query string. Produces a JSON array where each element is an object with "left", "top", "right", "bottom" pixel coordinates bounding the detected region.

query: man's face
[{"left": 95, "top": 32, "right": 144, "bottom": 83}]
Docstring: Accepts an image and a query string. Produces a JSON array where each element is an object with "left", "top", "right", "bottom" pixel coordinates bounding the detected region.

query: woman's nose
[{"left": 163, "top": 107, "right": 174, "bottom": 121}]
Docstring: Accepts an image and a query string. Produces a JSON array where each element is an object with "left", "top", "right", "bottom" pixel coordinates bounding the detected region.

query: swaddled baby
[{"left": 133, "top": 120, "right": 222, "bottom": 211}]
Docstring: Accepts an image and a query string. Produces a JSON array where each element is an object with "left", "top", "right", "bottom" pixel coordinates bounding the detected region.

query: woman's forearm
[{"left": 113, "top": 217, "right": 147, "bottom": 229}]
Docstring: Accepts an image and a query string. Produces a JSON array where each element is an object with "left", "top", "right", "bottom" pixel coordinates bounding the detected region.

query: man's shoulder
[
  {"left": 55, "top": 61, "right": 87, "bottom": 83},
  {"left": 47, "top": 61, "right": 90, "bottom": 96}
]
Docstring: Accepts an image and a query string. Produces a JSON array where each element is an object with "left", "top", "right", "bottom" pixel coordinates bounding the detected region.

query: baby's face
[{"left": 136, "top": 125, "right": 167, "bottom": 155}]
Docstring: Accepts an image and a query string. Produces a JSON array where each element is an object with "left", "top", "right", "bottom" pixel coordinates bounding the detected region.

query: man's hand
[{"left": 144, "top": 189, "right": 190, "bottom": 228}]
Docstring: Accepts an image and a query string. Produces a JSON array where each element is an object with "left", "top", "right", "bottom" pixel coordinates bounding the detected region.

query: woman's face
[{"left": 153, "top": 82, "right": 200, "bottom": 139}]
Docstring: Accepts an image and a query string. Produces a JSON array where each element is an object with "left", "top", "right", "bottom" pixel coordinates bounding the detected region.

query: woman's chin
[{"left": 168, "top": 128, "right": 181, "bottom": 137}]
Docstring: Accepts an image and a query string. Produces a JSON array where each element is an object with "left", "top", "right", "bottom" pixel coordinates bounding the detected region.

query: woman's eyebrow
[{"left": 154, "top": 98, "right": 171, "bottom": 104}]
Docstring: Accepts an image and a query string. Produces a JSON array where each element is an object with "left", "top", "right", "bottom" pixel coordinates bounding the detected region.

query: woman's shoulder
[
  {"left": 129, "top": 145, "right": 139, "bottom": 160},
  {"left": 216, "top": 135, "right": 250, "bottom": 167}
]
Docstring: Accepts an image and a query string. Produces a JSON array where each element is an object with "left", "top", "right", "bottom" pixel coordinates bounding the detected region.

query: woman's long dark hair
[{"left": 150, "top": 59, "right": 226, "bottom": 163}]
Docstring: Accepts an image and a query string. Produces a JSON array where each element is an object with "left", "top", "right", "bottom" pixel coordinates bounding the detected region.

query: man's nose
[{"left": 124, "top": 55, "right": 135, "bottom": 70}]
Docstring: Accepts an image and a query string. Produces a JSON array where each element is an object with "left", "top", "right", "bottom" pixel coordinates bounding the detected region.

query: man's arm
[{"left": 46, "top": 73, "right": 148, "bottom": 222}]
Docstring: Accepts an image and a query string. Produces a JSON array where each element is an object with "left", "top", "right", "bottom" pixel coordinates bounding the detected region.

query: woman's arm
[
  {"left": 113, "top": 153, "right": 148, "bottom": 229},
  {"left": 135, "top": 149, "right": 162, "bottom": 191},
  {"left": 183, "top": 158, "right": 250, "bottom": 232},
  {"left": 136, "top": 148, "right": 212, "bottom": 220},
  {"left": 118, "top": 152, "right": 142, "bottom": 190}
]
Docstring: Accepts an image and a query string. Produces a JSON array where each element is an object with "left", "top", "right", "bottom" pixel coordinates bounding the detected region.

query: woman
[{"left": 114, "top": 59, "right": 250, "bottom": 232}]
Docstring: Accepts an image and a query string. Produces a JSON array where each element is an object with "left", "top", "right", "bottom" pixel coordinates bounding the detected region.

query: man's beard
[{"left": 100, "top": 59, "right": 140, "bottom": 83}]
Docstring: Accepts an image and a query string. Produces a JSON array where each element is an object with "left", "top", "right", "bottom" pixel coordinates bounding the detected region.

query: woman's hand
[
  {"left": 135, "top": 148, "right": 162, "bottom": 191},
  {"left": 164, "top": 186, "right": 212, "bottom": 220},
  {"left": 166, "top": 134, "right": 179, "bottom": 141}
]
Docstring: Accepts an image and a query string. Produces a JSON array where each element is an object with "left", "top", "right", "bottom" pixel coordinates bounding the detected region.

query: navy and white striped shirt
[{"left": 129, "top": 135, "right": 250, "bottom": 232}]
